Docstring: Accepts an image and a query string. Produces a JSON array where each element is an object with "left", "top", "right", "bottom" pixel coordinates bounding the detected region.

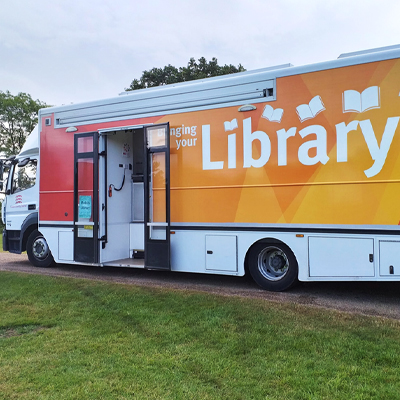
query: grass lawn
[{"left": 1, "top": 273, "right": 400, "bottom": 399}]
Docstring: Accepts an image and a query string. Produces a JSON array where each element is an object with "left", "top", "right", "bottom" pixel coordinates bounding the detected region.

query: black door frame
[
  {"left": 73, "top": 132, "right": 99, "bottom": 263},
  {"left": 144, "top": 123, "right": 170, "bottom": 270}
]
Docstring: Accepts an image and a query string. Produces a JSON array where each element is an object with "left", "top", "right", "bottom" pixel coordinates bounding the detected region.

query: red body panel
[{"left": 39, "top": 116, "right": 161, "bottom": 222}]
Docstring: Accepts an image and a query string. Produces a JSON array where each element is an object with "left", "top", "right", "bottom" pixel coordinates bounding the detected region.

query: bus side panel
[
  {"left": 39, "top": 116, "right": 75, "bottom": 222},
  {"left": 170, "top": 228, "right": 309, "bottom": 278}
]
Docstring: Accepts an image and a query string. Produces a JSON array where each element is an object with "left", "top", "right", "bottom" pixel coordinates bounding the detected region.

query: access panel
[
  {"left": 309, "top": 237, "right": 374, "bottom": 277},
  {"left": 379, "top": 241, "right": 400, "bottom": 276},
  {"left": 205, "top": 235, "right": 238, "bottom": 272}
]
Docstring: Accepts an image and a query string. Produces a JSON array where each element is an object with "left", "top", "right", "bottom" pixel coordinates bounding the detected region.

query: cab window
[{"left": 12, "top": 160, "right": 37, "bottom": 193}]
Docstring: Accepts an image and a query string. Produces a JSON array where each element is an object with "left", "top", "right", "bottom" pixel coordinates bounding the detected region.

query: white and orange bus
[{"left": 3, "top": 44, "right": 400, "bottom": 291}]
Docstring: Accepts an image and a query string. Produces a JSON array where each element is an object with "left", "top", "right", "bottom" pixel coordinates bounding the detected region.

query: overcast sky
[{"left": 1, "top": 0, "right": 400, "bottom": 107}]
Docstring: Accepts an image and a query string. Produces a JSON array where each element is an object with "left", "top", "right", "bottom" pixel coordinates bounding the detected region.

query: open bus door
[
  {"left": 144, "top": 123, "right": 170, "bottom": 270},
  {"left": 73, "top": 132, "right": 99, "bottom": 263}
]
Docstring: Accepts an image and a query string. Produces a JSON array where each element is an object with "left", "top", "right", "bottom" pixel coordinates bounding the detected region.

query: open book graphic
[
  {"left": 224, "top": 119, "right": 238, "bottom": 131},
  {"left": 342, "top": 86, "right": 380, "bottom": 113},
  {"left": 296, "top": 95, "right": 325, "bottom": 122},
  {"left": 262, "top": 104, "right": 284, "bottom": 123}
]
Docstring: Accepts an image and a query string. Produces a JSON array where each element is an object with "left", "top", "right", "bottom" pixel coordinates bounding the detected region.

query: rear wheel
[
  {"left": 26, "top": 230, "right": 55, "bottom": 268},
  {"left": 249, "top": 242, "right": 298, "bottom": 291}
]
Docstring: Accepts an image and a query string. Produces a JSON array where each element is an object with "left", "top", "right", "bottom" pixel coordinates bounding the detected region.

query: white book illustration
[
  {"left": 261, "top": 104, "right": 284, "bottom": 123},
  {"left": 343, "top": 86, "right": 380, "bottom": 113},
  {"left": 296, "top": 96, "right": 325, "bottom": 122},
  {"left": 224, "top": 118, "right": 238, "bottom": 131}
]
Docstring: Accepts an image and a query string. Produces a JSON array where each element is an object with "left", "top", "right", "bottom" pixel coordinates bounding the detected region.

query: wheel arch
[{"left": 20, "top": 212, "right": 38, "bottom": 252}]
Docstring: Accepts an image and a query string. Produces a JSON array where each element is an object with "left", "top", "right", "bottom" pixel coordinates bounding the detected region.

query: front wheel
[
  {"left": 26, "top": 230, "right": 55, "bottom": 268},
  {"left": 248, "top": 242, "right": 298, "bottom": 291}
]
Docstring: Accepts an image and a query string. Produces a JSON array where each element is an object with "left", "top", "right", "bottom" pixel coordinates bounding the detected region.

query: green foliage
[
  {"left": 127, "top": 57, "right": 246, "bottom": 90},
  {"left": 0, "top": 91, "right": 47, "bottom": 157},
  {"left": 1, "top": 272, "right": 400, "bottom": 399}
]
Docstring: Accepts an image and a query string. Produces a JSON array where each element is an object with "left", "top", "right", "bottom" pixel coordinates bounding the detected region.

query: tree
[
  {"left": 126, "top": 57, "right": 245, "bottom": 91},
  {"left": 0, "top": 91, "right": 47, "bottom": 157}
]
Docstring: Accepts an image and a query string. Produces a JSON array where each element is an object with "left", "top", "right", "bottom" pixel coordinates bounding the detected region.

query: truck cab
[{"left": 1, "top": 126, "right": 53, "bottom": 266}]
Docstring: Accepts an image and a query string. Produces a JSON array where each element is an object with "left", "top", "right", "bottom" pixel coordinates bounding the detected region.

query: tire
[
  {"left": 26, "top": 230, "right": 55, "bottom": 268},
  {"left": 248, "top": 242, "right": 298, "bottom": 291}
]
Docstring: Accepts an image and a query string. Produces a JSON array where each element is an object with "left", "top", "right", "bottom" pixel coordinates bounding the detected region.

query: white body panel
[
  {"left": 379, "top": 241, "right": 400, "bottom": 276},
  {"left": 4, "top": 184, "right": 38, "bottom": 231},
  {"left": 58, "top": 230, "right": 74, "bottom": 261},
  {"left": 309, "top": 237, "right": 374, "bottom": 277},
  {"left": 205, "top": 235, "right": 238, "bottom": 272},
  {"left": 32, "top": 222, "right": 400, "bottom": 283},
  {"left": 130, "top": 223, "right": 144, "bottom": 251}
]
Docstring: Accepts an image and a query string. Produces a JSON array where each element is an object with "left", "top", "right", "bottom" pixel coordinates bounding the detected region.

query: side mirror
[{"left": 17, "top": 158, "right": 30, "bottom": 167}]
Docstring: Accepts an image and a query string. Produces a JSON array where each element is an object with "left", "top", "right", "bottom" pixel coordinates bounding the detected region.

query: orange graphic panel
[{"left": 160, "top": 58, "right": 400, "bottom": 226}]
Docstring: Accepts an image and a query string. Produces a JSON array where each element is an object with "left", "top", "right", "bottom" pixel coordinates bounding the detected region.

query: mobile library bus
[{"left": 3, "top": 45, "right": 400, "bottom": 291}]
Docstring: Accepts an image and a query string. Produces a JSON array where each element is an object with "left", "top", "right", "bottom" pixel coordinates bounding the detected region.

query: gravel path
[{"left": 1, "top": 252, "right": 400, "bottom": 320}]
